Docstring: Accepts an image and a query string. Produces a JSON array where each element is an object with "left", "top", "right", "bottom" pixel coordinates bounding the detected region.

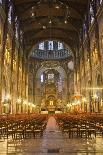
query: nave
[
  {"left": 0, "top": 0, "right": 103, "bottom": 154},
  {"left": 0, "top": 114, "right": 103, "bottom": 155}
]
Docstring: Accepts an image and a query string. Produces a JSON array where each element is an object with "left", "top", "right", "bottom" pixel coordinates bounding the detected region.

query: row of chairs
[
  {"left": 56, "top": 113, "right": 103, "bottom": 138},
  {"left": 0, "top": 114, "right": 47, "bottom": 139},
  {"left": 60, "top": 121, "right": 97, "bottom": 138}
]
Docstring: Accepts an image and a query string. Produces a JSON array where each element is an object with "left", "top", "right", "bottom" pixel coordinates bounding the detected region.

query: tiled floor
[{"left": 0, "top": 116, "right": 103, "bottom": 155}]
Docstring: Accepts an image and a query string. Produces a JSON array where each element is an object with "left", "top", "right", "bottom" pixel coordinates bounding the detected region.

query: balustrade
[{"left": 31, "top": 49, "right": 72, "bottom": 60}]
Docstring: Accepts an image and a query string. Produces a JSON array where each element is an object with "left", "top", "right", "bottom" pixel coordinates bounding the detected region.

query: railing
[{"left": 31, "top": 49, "right": 73, "bottom": 60}]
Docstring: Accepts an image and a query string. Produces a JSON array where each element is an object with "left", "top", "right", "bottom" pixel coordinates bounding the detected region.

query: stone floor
[{"left": 1, "top": 116, "right": 103, "bottom": 155}]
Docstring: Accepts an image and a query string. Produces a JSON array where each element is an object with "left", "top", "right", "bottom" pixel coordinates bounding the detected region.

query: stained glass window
[
  {"left": 100, "top": 0, "right": 102, "bottom": 4},
  {"left": 0, "top": 0, "right": 2, "bottom": 4},
  {"left": 8, "top": 5, "right": 12, "bottom": 24},
  {"left": 48, "top": 41, "right": 53, "bottom": 50},
  {"left": 58, "top": 42, "right": 63, "bottom": 50},
  {"left": 83, "top": 23, "right": 87, "bottom": 38},
  {"left": 15, "top": 17, "right": 18, "bottom": 39},
  {"left": 90, "top": 3, "right": 94, "bottom": 24},
  {"left": 97, "top": 0, "right": 102, "bottom": 7},
  {"left": 41, "top": 74, "right": 43, "bottom": 82},
  {"left": 39, "top": 42, "right": 44, "bottom": 50}
]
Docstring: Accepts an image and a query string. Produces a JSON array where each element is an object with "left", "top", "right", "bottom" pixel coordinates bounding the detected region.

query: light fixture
[
  {"left": 31, "top": 5, "right": 36, "bottom": 18},
  {"left": 31, "top": 12, "right": 34, "bottom": 17},
  {"left": 55, "top": 5, "right": 59, "bottom": 9},
  {"left": 17, "top": 98, "right": 21, "bottom": 104},
  {"left": 31, "top": 6, "right": 34, "bottom": 17},
  {"left": 4, "top": 104, "right": 8, "bottom": 107},
  {"left": 23, "top": 100, "right": 27, "bottom": 105},
  {"left": 43, "top": 25, "right": 46, "bottom": 29},
  {"left": 6, "top": 94, "right": 11, "bottom": 100},
  {"left": 32, "top": 104, "right": 36, "bottom": 108},
  {"left": 77, "top": 100, "right": 81, "bottom": 105},
  {"left": 37, "top": 0, "right": 41, "bottom": 5},
  {"left": 64, "top": 20, "right": 67, "bottom": 24},
  {"left": 82, "top": 97, "right": 87, "bottom": 102},
  {"left": 28, "top": 102, "right": 31, "bottom": 106},
  {"left": 93, "top": 94, "right": 98, "bottom": 99},
  {"left": 49, "top": 19, "right": 52, "bottom": 24},
  {"left": 67, "top": 104, "right": 71, "bottom": 107}
]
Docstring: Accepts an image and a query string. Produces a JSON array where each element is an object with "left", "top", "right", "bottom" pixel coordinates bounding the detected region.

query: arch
[
  {"left": 46, "top": 95, "right": 57, "bottom": 106},
  {"left": 29, "top": 39, "right": 74, "bottom": 58},
  {"left": 36, "top": 65, "right": 67, "bottom": 80}
]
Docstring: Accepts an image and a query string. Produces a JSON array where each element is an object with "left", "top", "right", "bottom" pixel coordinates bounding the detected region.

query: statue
[{"left": 50, "top": 100, "right": 53, "bottom": 106}]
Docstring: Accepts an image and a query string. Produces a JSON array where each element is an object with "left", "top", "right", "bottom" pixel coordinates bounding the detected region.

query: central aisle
[
  {"left": 41, "top": 116, "right": 63, "bottom": 153},
  {"left": 46, "top": 116, "right": 59, "bottom": 131}
]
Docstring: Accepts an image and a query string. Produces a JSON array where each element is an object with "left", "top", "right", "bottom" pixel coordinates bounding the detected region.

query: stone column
[
  {"left": 10, "top": 4, "right": 16, "bottom": 114},
  {"left": 85, "top": 1, "right": 93, "bottom": 113},
  {"left": 0, "top": 0, "right": 9, "bottom": 114}
]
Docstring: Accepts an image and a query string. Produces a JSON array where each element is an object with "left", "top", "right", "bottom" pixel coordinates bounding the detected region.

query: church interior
[{"left": 0, "top": 0, "right": 103, "bottom": 154}]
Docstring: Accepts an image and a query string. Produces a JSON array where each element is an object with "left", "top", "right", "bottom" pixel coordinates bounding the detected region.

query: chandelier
[{"left": 31, "top": 0, "right": 70, "bottom": 30}]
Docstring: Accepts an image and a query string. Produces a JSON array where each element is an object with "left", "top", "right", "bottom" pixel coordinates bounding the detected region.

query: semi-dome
[{"left": 30, "top": 40, "right": 73, "bottom": 60}]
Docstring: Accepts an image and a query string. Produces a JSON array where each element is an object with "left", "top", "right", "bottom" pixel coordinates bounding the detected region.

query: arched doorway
[{"left": 34, "top": 65, "right": 68, "bottom": 113}]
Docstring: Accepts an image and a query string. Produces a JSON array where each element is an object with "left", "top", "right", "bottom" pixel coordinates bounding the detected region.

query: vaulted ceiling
[{"left": 13, "top": 0, "right": 88, "bottom": 53}]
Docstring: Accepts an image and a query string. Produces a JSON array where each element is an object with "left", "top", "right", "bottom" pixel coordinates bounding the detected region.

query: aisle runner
[
  {"left": 41, "top": 116, "right": 62, "bottom": 153},
  {"left": 46, "top": 116, "right": 59, "bottom": 131}
]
